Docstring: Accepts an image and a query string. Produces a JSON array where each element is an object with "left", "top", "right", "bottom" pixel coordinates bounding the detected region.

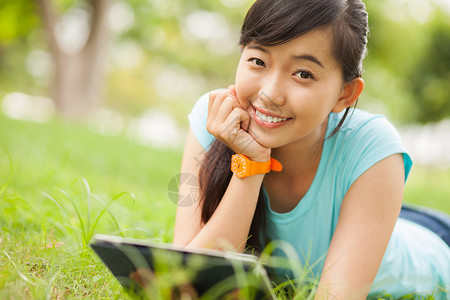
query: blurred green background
[
  {"left": 0, "top": 0, "right": 449, "bottom": 204},
  {"left": 0, "top": 1, "right": 449, "bottom": 298},
  {"left": 1, "top": 0, "right": 450, "bottom": 204},
  {"left": 1, "top": 0, "right": 449, "bottom": 122}
]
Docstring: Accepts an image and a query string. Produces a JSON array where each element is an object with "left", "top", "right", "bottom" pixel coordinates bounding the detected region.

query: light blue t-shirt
[{"left": 188, "top": 92, "right": 450, "bottom": 298}]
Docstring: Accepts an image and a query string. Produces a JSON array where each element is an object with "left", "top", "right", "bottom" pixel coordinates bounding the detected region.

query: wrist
[
  {"left": 247, "top": 151, "right": 271, "bottom": 162},
  {"left": 230, "top": 153, "right": 282, "bottom": 178},
  {"left": 247, "top": 155, "right": 270, "bottom": 162}
]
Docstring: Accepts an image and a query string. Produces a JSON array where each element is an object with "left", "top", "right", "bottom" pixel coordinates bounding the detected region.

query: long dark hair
[{"left": 198, "top": 0, "right": 369, "bottom": 251}]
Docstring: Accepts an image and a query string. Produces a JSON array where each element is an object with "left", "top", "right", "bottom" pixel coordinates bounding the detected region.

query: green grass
[
  {"left": 404, "top": 166, "right": 450, "bottom": 215},
  {"left": 0, "top": 113, "right": 182, "bottom": 298},
  {"left": 0, "top": 112, "right": 448, "bottom": 299}
]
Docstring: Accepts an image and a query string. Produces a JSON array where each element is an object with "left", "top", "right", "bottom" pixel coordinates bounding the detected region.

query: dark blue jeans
[{"left": 399, "top": 204, "right": 450, "bottom": 247}]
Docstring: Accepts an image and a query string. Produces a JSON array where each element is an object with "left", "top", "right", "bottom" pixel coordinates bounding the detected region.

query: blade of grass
[
  {"left": 0, "top": 182, "right": 9, "bottom": 197},
  {"left": 54, "top": 187, "right": 87, "bottom": 245},
  {"left": 3, "top": 250, "right": 37, "bottom": 286},
  {"left": 4, "top": 194, "right": 39, "bottom": 216},
  {"left": 86, "top": 192, "right": 136, "bottom": 243},
  {"left": 37, "top": 190, "right": 75, "bottom": 229},
  {"left": 36, "top": 193, "right": 79, "bottom": 245},
  {"left": 99, "top": 192, "right": 136, "bottom": 231},
  {"left": 1, "top": 145, "right": 14, "bottom": 176},
  {"left": 79, "top": 178, "right": 92, "bottom": 239}
]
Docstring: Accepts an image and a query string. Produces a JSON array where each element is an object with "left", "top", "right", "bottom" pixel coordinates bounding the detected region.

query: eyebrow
[
  {"left": 292, "top": 55, "right": 324, "bottom": 69},
  {"left": 247, "top": 45, "right": 268, "bottom": 53},
  {"left": 247, "top": 45, "right": 325, "bottom": 69}
]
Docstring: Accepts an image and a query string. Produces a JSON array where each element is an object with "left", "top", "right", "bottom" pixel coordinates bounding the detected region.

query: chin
[{"left": 249, "top": 132, "right": 280, "bottom": 149}]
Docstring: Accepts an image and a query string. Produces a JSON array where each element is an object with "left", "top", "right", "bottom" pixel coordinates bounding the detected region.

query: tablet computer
[{"left": 90, "top": 234, "right": 276, "bottom": 299}]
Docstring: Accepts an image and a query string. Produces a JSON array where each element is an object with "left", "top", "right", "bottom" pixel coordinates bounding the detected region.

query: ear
[{"left": 332, "top": 77, "right": 365, "bottom": 113}]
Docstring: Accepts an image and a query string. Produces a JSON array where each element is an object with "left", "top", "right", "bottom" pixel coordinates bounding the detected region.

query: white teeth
[
  {"left": 260, "top": 113, "right": 268, "bottom": 121},
  {"left": 255, "top": 110, "right": 287, "bottom": 123}
]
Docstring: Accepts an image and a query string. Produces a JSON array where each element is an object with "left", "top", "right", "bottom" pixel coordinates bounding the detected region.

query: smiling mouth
[
  {"left": 255, "top": 110, "right": 288, "bottom": 123},
  {"left": 252, "top": 105, "right": 291, "bottom": 124}
]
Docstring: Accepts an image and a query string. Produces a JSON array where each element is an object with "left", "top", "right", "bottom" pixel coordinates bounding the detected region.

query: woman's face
[{"left": 235, "top": 28, "right": 346, "bottom": 149}]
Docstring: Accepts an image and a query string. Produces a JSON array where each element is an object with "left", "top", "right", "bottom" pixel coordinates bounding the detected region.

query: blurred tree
[
  {"left": 0, "top": 0, "right": 38, "bottom": 44},
  {"left": 0, "top": 0, "right": 448, "bottom": 123},
  {"left": 0, "top": 0, "right": 113, "bottom": 118},
  {"left": 363, "top": 0, "right": 450, "bottom": 123},
  {"left": 37, "top": 0, "right": 112, "bottom": 117},
  {"left": 0, "top": 0, "right": 40, "bottom": 91},
  {"left": 103, "top": 0, "right": 249, "bottom": 120},
  {"left": 410, "top": 17, "right": 450, "bottom": 123}
]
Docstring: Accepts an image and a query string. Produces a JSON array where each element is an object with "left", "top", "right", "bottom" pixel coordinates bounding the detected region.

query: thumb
[
  {"left": 241, "top": 119, "right": 250, "bottom": 132},
  {"left": 228, "top": 85, "right": 249, "bottom": 131},
  {"left": 240, "top": 110, "right": 250, "bottom": 132}
]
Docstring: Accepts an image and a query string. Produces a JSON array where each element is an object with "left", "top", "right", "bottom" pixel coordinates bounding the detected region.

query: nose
[{"left": 259, "top": 73, "right": 287, "bottom": 108}]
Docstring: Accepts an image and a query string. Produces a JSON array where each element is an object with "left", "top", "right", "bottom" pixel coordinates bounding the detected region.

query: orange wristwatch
[{"left": 230, "top": 154, "right": 283, "bottom": 178}]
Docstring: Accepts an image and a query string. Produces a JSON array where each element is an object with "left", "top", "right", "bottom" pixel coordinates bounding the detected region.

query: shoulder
[
  {"left": 330, "top": 109, "right": 398, "bottom": 139},
  {"left": 325, "top": 109, "right": 412, "bottom": 189},
  {"left": 328, "top": 109, "right": 406, "bottom": 153}
]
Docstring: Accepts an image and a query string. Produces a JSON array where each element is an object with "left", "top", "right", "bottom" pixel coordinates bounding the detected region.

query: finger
[
  {"left": 208, "top": 91, "right": 216, "bottom": 117},
  {"left": 217, "top": 108, "right": 269, "bottom": 158},
  {"left": 214, "top": 97, "right": 241, "bottom": 124},
  {"left": 222, "top": 107, "right": 245, "bottom": 137},
  {"left": 207, "top": 91, "right": 227, "bottom": 132},
  {"left": 208, "top": 91, "right": 221, "bottom": 120},
  {"left": 207, "top": 97, "right": 236, "bottom": 136},
  {"left": 228, "top": 85, "right": 236, "bottom": 96},
  {"left": 241, "top": 114, "right": 250, "bottom": 132},
  {"left": 208, "top": 91, "right": 237, "bottom": 120},
  {"left": 238, "top": 107, "right": 251, "bottom": 133},
  {"left": 217, "top": 108, "right": 251, "bottom": 148}
]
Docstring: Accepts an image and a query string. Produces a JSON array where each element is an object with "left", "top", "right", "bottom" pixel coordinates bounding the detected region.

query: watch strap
[
  {"left": 231, "top": 154, "right": 282, "bottom": 178},
  {"left": 270, "top": 158, "right": 283, "bottom": 172},
  {"left": 251, "top": 157, "right": 282, "bottom": 174}
]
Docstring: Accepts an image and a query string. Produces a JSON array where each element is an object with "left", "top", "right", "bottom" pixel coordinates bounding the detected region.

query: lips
[
  {"left": 255, "top": 110, "right": 288, "bottom": 123},
  {"left": 252, "top": 105, "right": 291, "bottom": 128}
]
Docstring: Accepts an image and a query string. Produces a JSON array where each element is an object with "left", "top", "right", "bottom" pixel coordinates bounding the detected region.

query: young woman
[{"left": 173, "top": 0, "right": 450, "bottom": 298}]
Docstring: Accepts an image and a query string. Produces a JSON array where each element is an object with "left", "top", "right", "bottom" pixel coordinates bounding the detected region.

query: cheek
[
  {"left": 235, "top": 67, "right": 255, "bottom": 106},
  {"left": 235, "top": 86, "right": 252, "bottom": 109},
  {"left": 288, "top": 87, "right": 336, "bottom": 118},
  {"left": 306, "top": 80, "right": 343, "bottom": 108}
]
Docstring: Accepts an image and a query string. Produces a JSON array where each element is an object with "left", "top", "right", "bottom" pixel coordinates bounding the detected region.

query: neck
[{"left": 271, "top": 118, "right": 327, "bottom": 177}]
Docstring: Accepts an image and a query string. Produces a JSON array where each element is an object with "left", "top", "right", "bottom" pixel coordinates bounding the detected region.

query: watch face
[{"left": 231, "top": 155, "right": 247, "bottom": 177}]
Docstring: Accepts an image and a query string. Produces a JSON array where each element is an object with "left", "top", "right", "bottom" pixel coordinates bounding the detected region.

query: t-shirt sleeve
[
  {"left": 340, "top": 114, "right": 413, "bottom": 191},
  {"left": 188, "top": 92, "right": 215, "bottom": 150}
]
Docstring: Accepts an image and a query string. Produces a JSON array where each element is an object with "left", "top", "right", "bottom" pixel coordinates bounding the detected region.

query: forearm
[
  {"left": 186, "top": 173, "right": 264, "bottom": 252},
  {"left": 314, "top": 276, "right": 371, "bottom": 300},
  {"left": 314, "top": 154, "right": 405, "bottom": 300}
]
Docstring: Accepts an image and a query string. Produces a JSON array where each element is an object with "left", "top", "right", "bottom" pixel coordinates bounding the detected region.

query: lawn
[
  {"left": 0, "top": 113, "right": 448, "bottom": 299},
  {"left": 0, "top": 114, "right": 182, "bottom": 298}
]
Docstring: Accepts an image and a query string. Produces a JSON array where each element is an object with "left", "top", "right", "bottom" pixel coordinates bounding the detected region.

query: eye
[
  {"left": 294, "top": 70, "right": 314, "bottom": 80},
  {"left": 248, "top": 58, "right": 265, "bottom": 67}
]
